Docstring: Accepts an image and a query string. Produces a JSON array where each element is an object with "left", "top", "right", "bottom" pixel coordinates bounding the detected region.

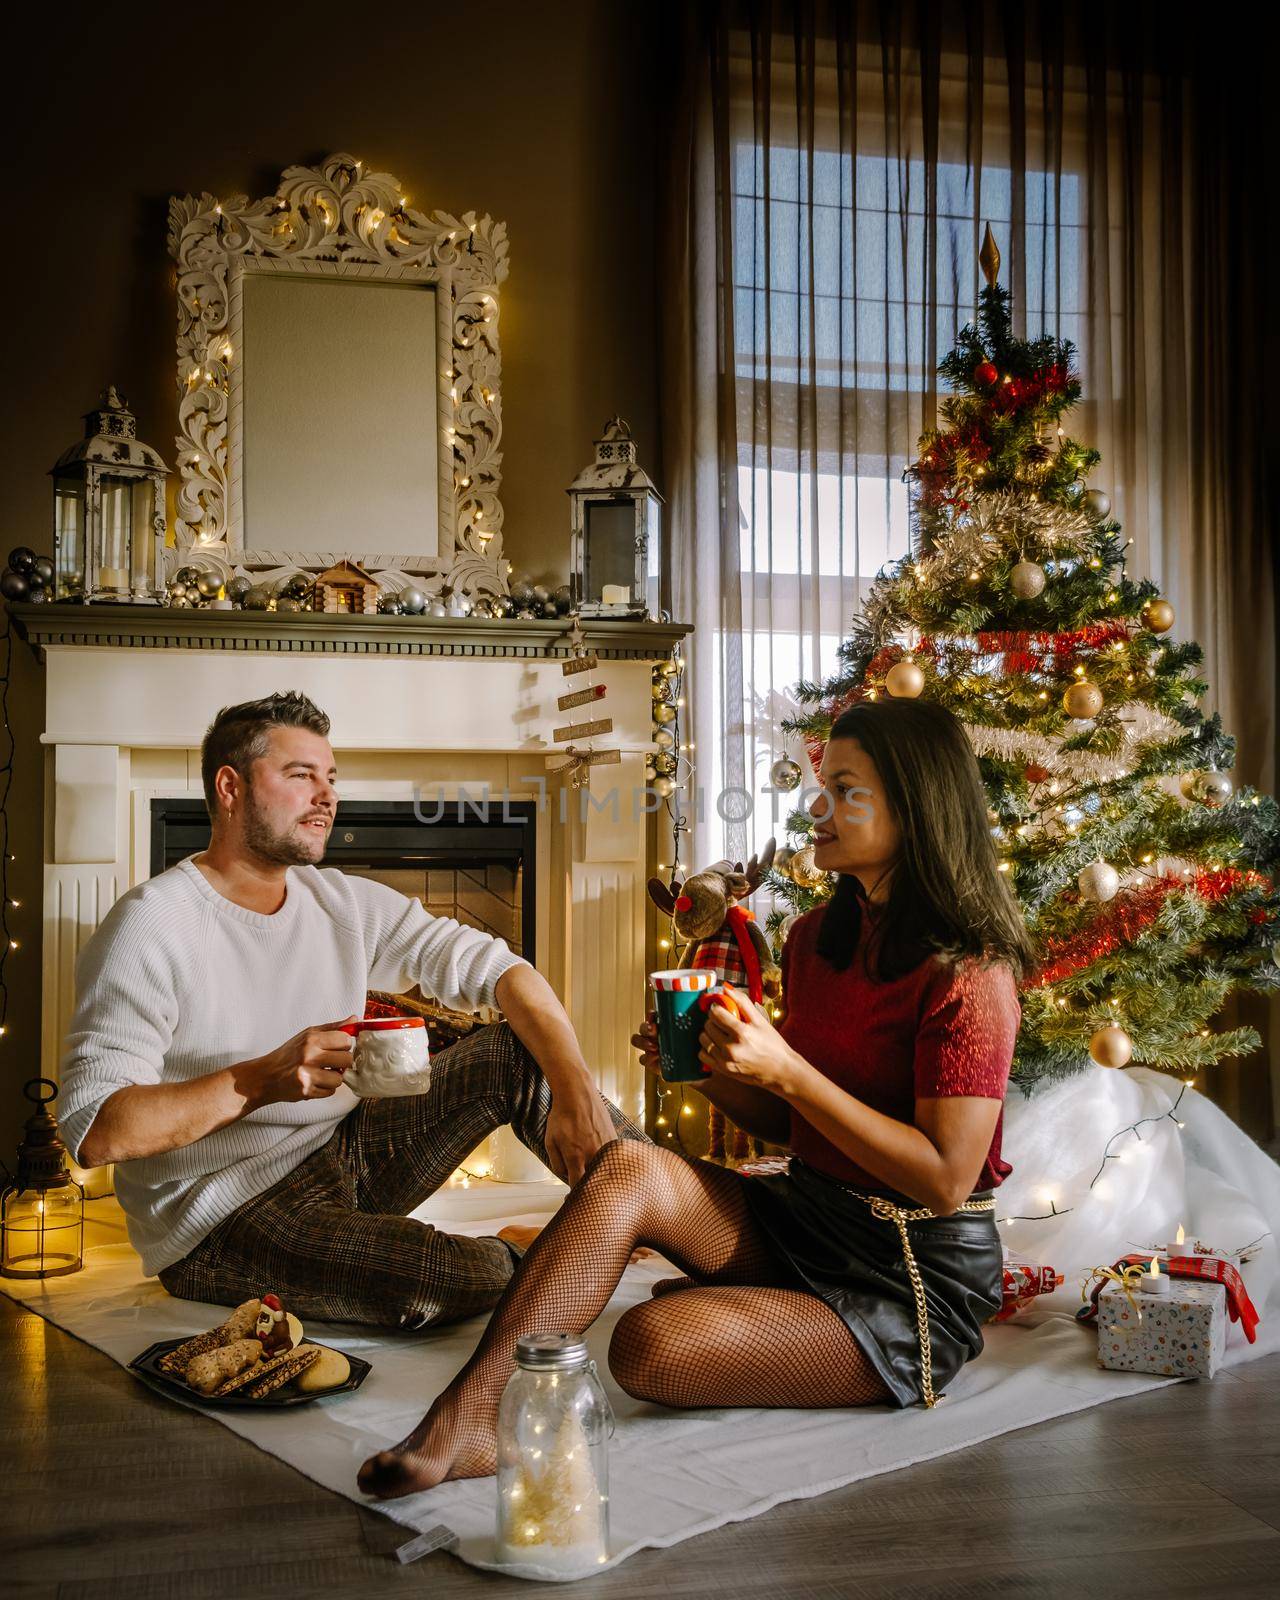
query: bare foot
[
  {"left": 357, "top": 1393, "right": 498, "bottom": 1499},
  {"left": 651, "top": 1274, "right": 698, "bottom": 1298}
]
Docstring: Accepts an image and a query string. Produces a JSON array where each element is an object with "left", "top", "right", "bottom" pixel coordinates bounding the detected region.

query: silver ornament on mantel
[
  {"left": 427, "top": 600, "right": 449, "bottom": 618},
  {"left": 400, "top": 587, "right": 427, "bottom": 615},
  {"left": 1077, "top": 860, "right": 1120, "bottom": 903},
  {"left": 1082, "top": 489, "right": 1112, "bottom": 522},
  {"left": 195, "top": 571, "right": 222, "bottom": 599},
  {"left": 1009, "top": 559, "right": 1046, "bottom": 600},
  {"left": 770, "top": 757, "right": 803, "bottom": 792}
]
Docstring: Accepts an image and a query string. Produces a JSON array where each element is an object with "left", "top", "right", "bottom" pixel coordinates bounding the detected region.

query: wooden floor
[{"left": 3, "top": 1293, "right": 1279, "bottom": 1600}]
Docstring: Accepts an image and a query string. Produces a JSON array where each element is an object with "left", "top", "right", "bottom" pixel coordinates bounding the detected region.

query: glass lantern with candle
[
  {"left": 1, "top": 1079, "right": 85, "bottom": 1279},
  {"left": 568, "top": 418, "right": 663, "bottom": 620},
  {"left": 496, "top": 1333, "right": 613, "bottom": 1575},
  {"left": 50, "top": 387, "right": 168, "bottom": 604}
]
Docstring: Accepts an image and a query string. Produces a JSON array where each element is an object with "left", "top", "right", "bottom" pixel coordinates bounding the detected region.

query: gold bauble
[
  {"left": 653, "top": 703, "right": 677, "bottom": 724},
  {"left": 789, "top": 845, "right": 828, "bottom": 889},
  {"left": 1063, "top": 680, "right": 1104, "bottom": 719},
  {"left": 1089, "top": 1024, "right": 1133, "bottom": 1069},
  {"left": 885, "top": 659, "right": 925, "bottom": 699},
  {"left": 1009, "top": 560, "right": 1046, "bottom": 599},
  {"left": 1077, "top": 860, "right": 1120, "bottom": 903},
  {"left": 652, "top": 776, "right": 675, "bottom": 798},
  {"left": 1178, "top": 771, "right": 1202, "bottom": 800},
  {"left": 1142, "top": 598, "right": 1175, "bottom": 634},
  {"left": 1197, "top": 770, "right": 1234, "bottom": 808}
]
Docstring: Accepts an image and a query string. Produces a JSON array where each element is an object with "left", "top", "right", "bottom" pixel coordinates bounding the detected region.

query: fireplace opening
[{"left": 150, "top": 798, "right": 536, "bottom": 1049}]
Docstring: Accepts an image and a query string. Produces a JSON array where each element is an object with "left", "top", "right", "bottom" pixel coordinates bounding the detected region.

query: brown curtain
[{"left": 660, "top": 0, "right": 1276, "bottom": 1136}]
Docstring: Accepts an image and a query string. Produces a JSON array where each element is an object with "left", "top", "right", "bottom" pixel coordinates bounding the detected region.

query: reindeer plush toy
[{"left": 647, "top": 839, "right": 782, "bottom": 1161}]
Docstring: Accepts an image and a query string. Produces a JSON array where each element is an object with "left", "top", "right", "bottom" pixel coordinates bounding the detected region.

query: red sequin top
[{"left": 779, "top": 903, "right": 1021, "bottom": 1191}]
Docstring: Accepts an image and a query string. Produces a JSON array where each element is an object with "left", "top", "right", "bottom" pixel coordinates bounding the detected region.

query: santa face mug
[{"left": 339, "top": 1017, "right": 432, "bottom": 1097}]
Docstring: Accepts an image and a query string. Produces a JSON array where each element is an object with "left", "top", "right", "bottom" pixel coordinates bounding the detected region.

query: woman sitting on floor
[{"left": 359, "top": 698, "right": 1034, "bottom": 1497}]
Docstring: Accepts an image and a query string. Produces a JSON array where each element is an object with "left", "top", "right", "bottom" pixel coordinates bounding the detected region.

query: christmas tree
[{"left": 770, "top": 230, "right": 1280, "bottom": 1092}]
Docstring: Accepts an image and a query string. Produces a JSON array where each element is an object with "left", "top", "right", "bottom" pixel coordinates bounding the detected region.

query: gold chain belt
[{"left": 853, "top": 1191, "right": 997, "bottom": 1408}]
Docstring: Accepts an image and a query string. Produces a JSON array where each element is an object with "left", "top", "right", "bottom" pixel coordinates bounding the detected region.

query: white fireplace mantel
[{"left": 20, "top": 605, "right": 690, "bottom": 1153}]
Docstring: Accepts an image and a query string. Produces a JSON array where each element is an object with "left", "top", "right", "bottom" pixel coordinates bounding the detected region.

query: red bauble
[
  {"left": 1024, "top": 762, "right": 1051, "bottom": 784},
  {"left": 974, "top": 360, "right": 998, "bottom": 387}
]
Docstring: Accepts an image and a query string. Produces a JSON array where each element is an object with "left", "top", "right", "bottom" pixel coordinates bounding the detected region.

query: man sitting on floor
[{"left": 59, "top": 690, "right": 644, "bottom": 1329}]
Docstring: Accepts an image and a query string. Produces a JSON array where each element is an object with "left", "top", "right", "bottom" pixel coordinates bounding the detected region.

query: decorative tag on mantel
[
  {"left": 549, "top": 747, "right": 622, "bottom": 776},
  {"left": 558, "top": 684, "right": 609, "bottom": 711},
  {"left": 561, "top": 653, "right": 600, "bottom": 677},
  {"left": 554, "top": 718, "right": 613, "bottom": 744}
]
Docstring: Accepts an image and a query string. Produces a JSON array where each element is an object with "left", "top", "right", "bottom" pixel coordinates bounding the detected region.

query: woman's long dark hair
[{"left": 813, "top": 699, "right": 1035, "bottom": 980}]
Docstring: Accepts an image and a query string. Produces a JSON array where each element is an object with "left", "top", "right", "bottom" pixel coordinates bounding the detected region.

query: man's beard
[{"left": 242, "top": 789, "right": 329, "bottom": 867}]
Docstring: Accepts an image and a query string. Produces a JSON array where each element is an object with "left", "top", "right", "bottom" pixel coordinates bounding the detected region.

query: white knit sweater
[{"left": 58, "top": 856, "right": 528, "bottom": 1276}]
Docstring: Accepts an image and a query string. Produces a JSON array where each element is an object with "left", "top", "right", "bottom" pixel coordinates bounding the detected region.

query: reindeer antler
[{"left": 741, "top": 837, "right": 777, "bottom": 895}]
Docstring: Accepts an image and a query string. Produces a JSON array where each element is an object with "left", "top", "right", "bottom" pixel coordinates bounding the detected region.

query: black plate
[{"left": 128, "top": 1337, "right": 371, "bottom": 1408}]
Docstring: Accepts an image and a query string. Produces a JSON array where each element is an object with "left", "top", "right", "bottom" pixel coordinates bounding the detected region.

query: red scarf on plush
[
  {"left": 688, "top": 905, "right": 764, "bottom": 1001},
  {"left": 1078, "top": 1253, "right": 1259, "bottom": 1343}
]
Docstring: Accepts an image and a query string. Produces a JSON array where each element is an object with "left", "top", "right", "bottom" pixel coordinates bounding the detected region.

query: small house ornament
[
  {"left": 568, "top": 418, "right": 663, "bottom": 620},
  {"left": 50, "top": 387, "right": 168, "bottom": 603},
  {"left": 314, "top": 559, "right": 381, "bottom": 615}
]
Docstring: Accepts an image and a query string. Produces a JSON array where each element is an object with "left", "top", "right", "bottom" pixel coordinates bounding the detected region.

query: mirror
[
  {"left": 168, "top": 152, "right": 509, "bottom": 599},
  {"left": 240, "top": 275, "right": 441, "bottom": 560}
]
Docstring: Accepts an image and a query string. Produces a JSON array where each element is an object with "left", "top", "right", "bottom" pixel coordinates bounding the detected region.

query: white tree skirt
[{"left": 3, "top": 1066, "right": 1276, "bottom": 1583}]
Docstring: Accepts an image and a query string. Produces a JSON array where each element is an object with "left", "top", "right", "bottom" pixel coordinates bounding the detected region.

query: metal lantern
[
  {"left": 568, "top": 417, "right": 663, "bottom": 619},
  {"left": 1, "top": 1079, "right": 84, "bottom": 1279},
  {"left": 50, "top": 386, "right": 168, "bottom": 603}
]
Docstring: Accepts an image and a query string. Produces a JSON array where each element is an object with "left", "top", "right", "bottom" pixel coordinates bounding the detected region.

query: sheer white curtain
[{"left": 660, "top": 0, "right": 1274, "bottom": 1130}]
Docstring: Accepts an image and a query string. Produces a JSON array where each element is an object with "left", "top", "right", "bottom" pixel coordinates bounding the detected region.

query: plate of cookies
[{"left": 129, "top": 1294, "right": 369, "bottom": 1407}]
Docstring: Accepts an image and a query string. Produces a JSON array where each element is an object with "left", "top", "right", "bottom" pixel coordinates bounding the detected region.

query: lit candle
[
  {"left": 600, "top": 584, "right": 630, "bottom": 606},
  {"left": 1139, "top": 1255, "right": 1169, "bottom": 1296},
  {"left": 210, "top": 597, "right": 234, "bottom": 610},
  {"left": 98, "top": 565, "right": 128, "bottom": 591},
  {"left": 1167, "top": 1224, "right": 1193, "bottom": 1260}
]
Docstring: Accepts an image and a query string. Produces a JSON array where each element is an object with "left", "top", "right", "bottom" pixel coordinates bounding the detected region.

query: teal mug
[{"left": 649, "top": 969, "right": 717, "bottom": 1081}]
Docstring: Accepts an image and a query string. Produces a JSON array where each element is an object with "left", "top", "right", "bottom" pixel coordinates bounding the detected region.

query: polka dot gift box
[{"left": 1097, "top": 1278, "right": 1227, "bottom": 1379}]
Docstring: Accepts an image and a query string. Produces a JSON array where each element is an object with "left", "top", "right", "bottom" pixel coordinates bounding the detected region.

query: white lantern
[
  {"left": 50, "top": 387, "right": 168, "bottom": 603},
  {"left": 568, "top": 418, "right": 663, "bottom": 619}
]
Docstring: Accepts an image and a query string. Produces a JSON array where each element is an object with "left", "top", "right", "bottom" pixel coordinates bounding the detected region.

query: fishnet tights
[{"left": 358, "top": 1139, "right": 887, "bottom": 1498}]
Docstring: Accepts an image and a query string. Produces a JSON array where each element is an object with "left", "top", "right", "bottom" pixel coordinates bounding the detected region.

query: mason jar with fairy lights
[{"left": 496, "top": 1333, "right": 613, "bottom": 1575}]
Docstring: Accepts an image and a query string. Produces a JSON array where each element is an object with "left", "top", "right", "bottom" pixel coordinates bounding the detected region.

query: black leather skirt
[{"left": 733, "top": 1157, "right": 1004, "bottom": 1407}]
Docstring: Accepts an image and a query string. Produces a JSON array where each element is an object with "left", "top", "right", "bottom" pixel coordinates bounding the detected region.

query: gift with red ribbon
[{"left": 1077, "top": 1252, "right": 1259, "bottom": 1344}]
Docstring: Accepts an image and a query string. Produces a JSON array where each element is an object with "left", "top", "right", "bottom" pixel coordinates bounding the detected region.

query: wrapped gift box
[{"left": 1097, "top": 1279, "right": 1227, "bottom": 1378}]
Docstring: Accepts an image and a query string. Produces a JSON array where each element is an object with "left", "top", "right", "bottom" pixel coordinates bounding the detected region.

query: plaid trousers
[{"left": 158, "top": 1021, "right": 647, "bottom": 1330}]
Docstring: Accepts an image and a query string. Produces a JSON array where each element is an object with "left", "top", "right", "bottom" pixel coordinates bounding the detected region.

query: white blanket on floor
[{"left": 4, "top": 1066, "right": 1277, "bottom": 1582}]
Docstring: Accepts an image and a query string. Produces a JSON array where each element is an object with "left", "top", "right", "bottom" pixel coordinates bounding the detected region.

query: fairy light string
[
  {"left": 0, "top": 610, "right": 14, "bottom": 1069},
  {"left": 998, "top": 1081, "right": 1191, "bottom": 1225},
  {"left": 651, "top": 647, "right": 695, "bottom": 1154}
]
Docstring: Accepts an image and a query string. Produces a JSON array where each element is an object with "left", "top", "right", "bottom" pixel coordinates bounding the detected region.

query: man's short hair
[{"left": 200, "top": 691, "right": 331, "bottom": 818}]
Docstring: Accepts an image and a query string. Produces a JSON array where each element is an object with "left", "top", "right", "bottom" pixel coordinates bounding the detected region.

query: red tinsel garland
[{"left": 1028, "top": 867, "right": 1273, "bottom": 988}]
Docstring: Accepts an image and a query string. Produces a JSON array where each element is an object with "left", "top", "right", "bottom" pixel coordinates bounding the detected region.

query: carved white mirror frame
[{"left": 167, "top": 152, "right": 509, "bottom": 598}]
